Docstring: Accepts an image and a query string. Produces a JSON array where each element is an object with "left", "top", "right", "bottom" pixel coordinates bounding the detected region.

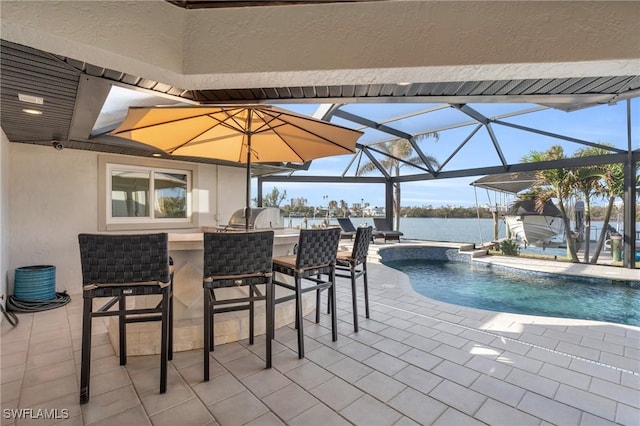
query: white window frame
[{"left": 98, "top": 155, "right": 198, "bottom": 231}]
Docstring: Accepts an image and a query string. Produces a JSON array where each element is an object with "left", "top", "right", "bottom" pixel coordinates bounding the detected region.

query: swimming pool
[{"left": 384, "top": 259, "right": 640, "bottom": 326}]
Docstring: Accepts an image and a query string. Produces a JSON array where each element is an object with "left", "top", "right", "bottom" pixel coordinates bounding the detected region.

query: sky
[{"left": 255, "top": 98, "right": 639, "bottom": 209}]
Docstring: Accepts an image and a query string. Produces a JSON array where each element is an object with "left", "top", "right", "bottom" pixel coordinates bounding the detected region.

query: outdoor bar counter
[{"left": 106, "top": 229, "right": 317, "bottom": 356}]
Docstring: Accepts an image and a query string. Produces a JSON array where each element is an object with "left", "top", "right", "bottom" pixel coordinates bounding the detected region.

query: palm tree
[
  {"left": 590, "top": 160, "right": 625, "bottom": 263},
  {"left": 339, "top": 200, "right": 349, "bottom": 217},
  {"left": 571, "top": 147, "right": 607, "bottom": 262},
  {"left": 523, "top": 145, "right": 580, "bottom": 262},
  {"left": 328, "top": 200, "right": 338, "bottom": 217},
  {"left": 585, "top": 147, "right": 639, "bottom": 263},
  {"left": 357, "top": 135, "right": 439, "bottom": 230}
]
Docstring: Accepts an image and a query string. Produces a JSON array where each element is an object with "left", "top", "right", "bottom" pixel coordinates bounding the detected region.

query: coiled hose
[{"left": 1, "top": 291, "right": 72, "bottom": 327}]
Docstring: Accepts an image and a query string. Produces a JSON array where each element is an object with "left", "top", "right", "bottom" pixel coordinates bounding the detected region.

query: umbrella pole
[
  {"left": 245, "top": 154, "right": 251, "bottom": 230},
  {"left": 245, "top": 113, "right": 252, "bottom": 230}
]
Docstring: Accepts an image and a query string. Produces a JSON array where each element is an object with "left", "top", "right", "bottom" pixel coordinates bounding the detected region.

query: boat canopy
[
  {"left": 470, "top": 171, "right": 537, "bottom": 194},
  {"left": 507, "top": 199, "right": 562, "bottom": 217}
]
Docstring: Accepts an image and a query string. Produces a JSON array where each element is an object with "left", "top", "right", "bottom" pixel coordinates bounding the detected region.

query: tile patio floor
[{"left": 1, "top": 243, "right": 639, "bottom": 425}]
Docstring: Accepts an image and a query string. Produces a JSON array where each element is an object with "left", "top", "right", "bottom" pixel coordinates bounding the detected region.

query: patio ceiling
[{"left": 1, "top": 38, "right": 639, "bottom": 178}]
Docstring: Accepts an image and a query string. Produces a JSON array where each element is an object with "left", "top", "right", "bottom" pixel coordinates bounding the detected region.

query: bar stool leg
[
  {"left": 210, "top": 290, "right": 216, "bottom": 351},
  {"left": 249, "top": 285, "right": 255, "bottom": 345},
  {"left": 160, "top": 288, "right": 169, "bottom": 394},
  {"left": 168, "top": 288, "right": 174, "bottom": 360},
  {"left": 295, "top": 276, "right": 304, "bottom": 358},
  {"left": 315, "top": 288, "right": 322, "bottom": 323},
  {"left": 330, "top": 267, "right": 338, "bottom": 342},
  {"left": 203, "top": 287, "right": 211, "bottom": 381},
  {"left": 266, "top": 281, "right": 273, "bottom": 369},
  {"left": 80, "top": 296, "right": 93, "bottom": 404},
  {"left": 118, "top": 295, "right": 127, "bottom": 365},
  {"left": 363, "top": 263, "right": 370, "bottom": 319},
  {"left": 350, "top": 264, "right": 359, "bottom": 332}
]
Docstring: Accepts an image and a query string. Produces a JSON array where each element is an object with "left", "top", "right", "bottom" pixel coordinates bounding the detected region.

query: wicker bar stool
[
  {"left": 77, "top": 233, "right": 174, "bottom": 404},
  {"left": 202, "top": 231, "right": 274, "bottom": 381},
  {"left": 333, "top": 226, "right": 373, "bottom": 332},
  {"left": 272, "top": 227, "right": 341, "bottom": 359}
]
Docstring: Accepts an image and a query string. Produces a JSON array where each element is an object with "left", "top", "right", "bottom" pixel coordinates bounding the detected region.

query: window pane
[
  {"left": 111, "top": 171, "right": 150, "bottom": 217},
  {"left": 154, "top": 172, "right": 187, "bottom": 218}
]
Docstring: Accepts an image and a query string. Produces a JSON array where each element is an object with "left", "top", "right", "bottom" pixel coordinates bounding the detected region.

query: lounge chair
[
  {"left": 337, "top": 217, "right": 357, "bottom": 240},
  {"left": 373, "top": 218, "right": 403, "bottom": 243}
]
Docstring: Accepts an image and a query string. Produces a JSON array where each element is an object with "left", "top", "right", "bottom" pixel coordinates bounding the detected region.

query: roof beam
[
  {"left": 494, "top": 120, "right": 627, "bottom": 153},
  {"left": 452, "top": 103, "right": 508, "bottom": 169},
  {"left": 361, "top": 146, "right": 391, "bottom": 179},
  {"left": 333, "top": 108, "right": 438, "bottom": 174},
  {"left": 437, "top": 124, "right": 483, "bottom": 172},
  {"left": 260, "top": 175, "right": 387, "bottom": 184},
  {"left": 393, "top": 152, "right": 631, "bottom": 183}
]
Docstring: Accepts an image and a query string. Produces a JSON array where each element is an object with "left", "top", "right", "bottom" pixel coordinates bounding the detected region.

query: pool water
[{"left": 385, "top": 259, "right": 640, "bottom": 326}]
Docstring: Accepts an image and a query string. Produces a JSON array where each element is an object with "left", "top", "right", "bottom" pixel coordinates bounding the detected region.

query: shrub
[{"left": 499, "top": 239, "right": 520, "bottom": 256}]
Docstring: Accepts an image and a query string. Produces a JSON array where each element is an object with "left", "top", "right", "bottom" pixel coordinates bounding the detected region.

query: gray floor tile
[
  {"left": 393, "top": 365, "right": 442, "bottom": 395},
  {"left": 22, "top": 359, "right": 76, "bottom": 388},
  {"left": 429, "top": 379, "right": 487, "bottom": 416},
  {"left": 398, "top": 347, "right": 443, "bottom": 371},
  {"left": 555, "top": 384, "right": 617, "bottom": 422},
  {"left": 354, "top": 370, "right": 407, "bottom": 402},
  {"left": 616, "top": 402, "right": 640, "bottom": 425},
  {"left": 149, "top": 397, "right": 215, "bottom": 426},
  {"left": 138, "top": 375, "right": 195, "bottom": 417},
  {"left": 475, "top": 398, "right": 541, "bottom": 426},
  {"left": 288, "top": 403, "right": 350, "bottom": 426},
  {"left": 372, "top": 337, "right": 412, "bottom": 357},
  {"left": 305, "top": 344, "right": 346, "bottom": 367},
  {"left": 80, "top": 386, "right": 141, "bottom": 425},
  {"left": 470, "top": 374, "right": 526, "bottom": 407},
  {"left": 340, "top": 394, "right": 402, "bottom": 426},
  {"left": 209, "top": 390, "right": 269, "bottom": 425},
  {"left": 432, "top": 408, "right": 485, "bottom": 426},
  {"left": 504, "top": 367, "right": 559, "bottom": 398},
  {"left": 388, "top": 388, "right": 447, "bottom": 425},
  {"left": 284, "top": 361, "right": 334, "bottom": 389},
  {"left": 223, "top": 352, "right": 268, "bottom": 379},
  {"left": 240, "top": 367, "right": 292, "bottom": 398},
  {"left": 310, "top": 376, "right": 364, "bottom": 410},
  {"left": 517, "top": 392, "right": 582, "bottom": 425},
  {"left": 326, "top": 356, "right": 373, "bottom": 383},
  {"left": 85, "top": 405, "right": 151, "bottom": 426},
  {"left": 336, "top": 340, "right": 378, "bottom": 361},
  {"left": 244, "top": 412, "right": 284, "bottom": 426},
  {"left": 432, "top": 359, "right": 480, "bottom": 387},
  {"left": 464, "top": 355, "right": 513, "bottom": 380},
  {"left": 192, "top": 372, "right": 245, "bottom": 406},
  {"left": 19, "top": 374, "right": 77, "bottom": 408},
  {"left": 261, "top": 383, "right": 319, "bottom": 421},
  {"left": 363, "top": 351, "right": 408, "bottom": 376}
]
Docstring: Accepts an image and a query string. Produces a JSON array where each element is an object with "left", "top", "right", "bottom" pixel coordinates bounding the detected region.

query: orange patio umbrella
[{"left": 111, "top": 105, "right": 363, "bottom": 229}]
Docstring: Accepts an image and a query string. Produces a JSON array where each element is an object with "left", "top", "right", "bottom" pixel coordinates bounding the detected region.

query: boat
[{"left": 504, "top": 199, "right": 564, "bottom": 247}]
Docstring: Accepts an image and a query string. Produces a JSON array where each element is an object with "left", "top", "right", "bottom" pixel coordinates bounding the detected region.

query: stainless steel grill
[{"left": 225, "top": 207, "right": 284, "bottom": 230}]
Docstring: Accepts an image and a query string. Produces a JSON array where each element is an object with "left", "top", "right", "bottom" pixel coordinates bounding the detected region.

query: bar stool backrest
[
  {"left": 352, "top": 226, "right": 373, "bottom": 264},
  {"left": 296, "top": 227, "right": 341, "bottom": 270},
  {"left": 203, "top": 231, "right": 275, "bottom": 279},
  {"left": 78, "top": 233, "right": 170, "bottom": 285}
]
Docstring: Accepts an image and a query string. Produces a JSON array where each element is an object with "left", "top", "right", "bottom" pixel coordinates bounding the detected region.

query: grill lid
[{"left": 227, "top": 207, "right": 283, "bottom": 229}]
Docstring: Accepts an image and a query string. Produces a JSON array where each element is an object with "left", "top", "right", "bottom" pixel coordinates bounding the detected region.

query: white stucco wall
[
  {"left": 0, "top": 130, "right": 9, "bottom": 313},
  {"left": 8, "top": 143, "right": 245, "bottom": 295}
]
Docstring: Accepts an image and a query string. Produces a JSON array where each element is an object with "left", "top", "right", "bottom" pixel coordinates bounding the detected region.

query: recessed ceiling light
[
  {"left": 18, "top": 93, "right": 44, "bottom": 105},
  {"left": 22, "top": 108, "right": 43, "bottom": 115},
  {"left": 151, "top": 153, "right": 162, "bottom": 157},
  {"left": 397, "top": 82, "right": 412, "bottom": 86}
]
